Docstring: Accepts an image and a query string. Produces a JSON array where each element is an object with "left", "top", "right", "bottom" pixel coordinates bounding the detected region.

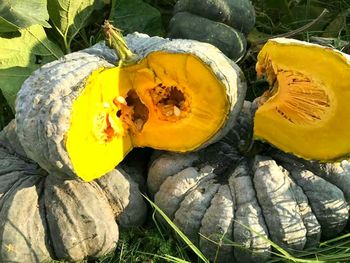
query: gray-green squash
[
  {"left": 147, "top": 101, "right": 350, "bottom": 262},
  {"left": 168, "top": 0, "right": 256, "bottom": 61},
  {"left": 15, "top": 32, "right": 246, "bottom": 182},
  {"left": 0, "top": 120, "right": 147, "bottom": 263}
]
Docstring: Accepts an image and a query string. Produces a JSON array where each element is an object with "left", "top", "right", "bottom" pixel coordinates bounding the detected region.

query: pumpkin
[
  {"left": 254, "top": 38, "right": 350, "bottom": 161},
  {"left": 15, "top": 23, "right": 246, "bottom": 181},
  {"left": 147, "top": 101, "right": 350, "bottom": 262},
  {"left": 0, "top": 120, "right": 147, "bottom": 262},
  {"left": 168, "top": 0, "right": 256, "bottom": 61}
]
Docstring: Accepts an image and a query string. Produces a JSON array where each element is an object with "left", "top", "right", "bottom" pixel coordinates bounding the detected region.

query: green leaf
[
  {"left": 47, "top": 0, "right": 105, "bottom": 52},
  {"left": 109, "top": 0, "right": 164, "bottom": 36},
  {"left": 0, "top": 0, "right": 50, "bottom": 32},
  {"left": 0, "top": 24, "right": 63, "bottom": 110},
  {"left": 0, "top": 67, "right": 34, "bottom": 113}
]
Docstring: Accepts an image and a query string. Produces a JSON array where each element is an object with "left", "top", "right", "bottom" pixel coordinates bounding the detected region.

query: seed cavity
[
  {"left": 149, "top": 84, "right": 190, "bottom": 121},
  {"left": 112, "top": 90, "right": 149, "bottom": 135},
  {"left": 258, "top": 57, "right": 331, "bottom": 125},
  {"left": 101, "top": 84, "right": 190, "bottom": 140},
  {"left": 95, "top": 112, "right": 123, "bottom": 142}
]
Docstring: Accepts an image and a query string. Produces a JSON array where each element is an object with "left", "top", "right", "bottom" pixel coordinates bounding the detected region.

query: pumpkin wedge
[
  {"left": 16, "top": 22, "right": 246, "bottom": 181},
  {"left": 254, "top": 38, "right": 350, "bottom": 161}
]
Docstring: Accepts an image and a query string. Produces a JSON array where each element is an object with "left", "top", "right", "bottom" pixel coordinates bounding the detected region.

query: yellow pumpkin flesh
[
  {"left": 66, "top": 52, "right": 230, "bottom": 180},
  {"left": 254, "top": 38, "right": 350, "bottom": 161}
]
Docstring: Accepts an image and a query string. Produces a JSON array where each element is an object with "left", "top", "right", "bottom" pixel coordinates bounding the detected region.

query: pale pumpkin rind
[
  {"left": 16, "top": 50, "right": 117, "bottom": 179},
  {"left": 254, "top": 38, "right": 350, "bottom": 161},
  {"left": 0, "top": 121, "right": 147, "bottom": 262},
  {"left": 16, "top": 33, "right": 246, "bottom": 181},
  {"left": 148, "top": 102, "right": 350, "bottom": 262}
]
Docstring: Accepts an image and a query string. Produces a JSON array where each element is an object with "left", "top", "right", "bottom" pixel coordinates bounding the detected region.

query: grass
[{"left": 74, "top": 196, "right": 350, "bottom": 263}]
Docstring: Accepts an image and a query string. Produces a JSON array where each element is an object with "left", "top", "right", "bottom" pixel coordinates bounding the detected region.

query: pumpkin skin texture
[
  {"left": 16, "top": 33, "right": 246, "bottom": 181},
  {"left": 168, "top": 0, "right": 255, "bottom": 60},
  {"left": 15, "top": 48, "right": 122, "bottom": 181},
  {"left": 254, "top": 38, "right": 350, "bottom": 161},
  {"left": 0, "top": 121, "right": 147, "bottom": 262},
  {"left": 148, "top": 102, "right": 350, "bottom": 262}
]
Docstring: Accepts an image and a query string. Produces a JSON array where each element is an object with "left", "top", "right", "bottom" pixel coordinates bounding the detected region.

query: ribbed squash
[
  {"left": 148, "top": 101, "right": 350, "bottom": 262},
  {"left": 0, "top": 120, "right": 146, "bottom": 262},
  {"left": 16, "top": 23, "right": 246, "bottom": 181},
  {"left": 254, "top": 38, "right": 350, "bottom": 161}
]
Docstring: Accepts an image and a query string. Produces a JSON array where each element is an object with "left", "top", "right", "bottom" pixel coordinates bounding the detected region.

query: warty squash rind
[
  {"left": 148, "top": 102, "right": 350, "bottom": 262},
  {"left": 15, "top": 49, "right": 124, "bottom": 180},
  {"left": 254, "top": 38, "right": 350, "bottom": 161},
  {"left": 96, "top": 168, "right": 147, "bottom": 228},
  {"left": 0, "top": 121, "right": 147, "bottom": 262},
  {"left": 16, "top": 33, "right": 246, "bottom": 180}
]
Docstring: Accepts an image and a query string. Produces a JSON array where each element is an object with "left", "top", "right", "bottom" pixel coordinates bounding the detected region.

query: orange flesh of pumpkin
[
  {"left": 254, "top": 39, "right": 350, "bottom": 161},
  {"left": 122, "top": 52, "right": 230, "bottom": 151},
  {"left": 66, "top": 52, "right": 230, "bottom": 181}
]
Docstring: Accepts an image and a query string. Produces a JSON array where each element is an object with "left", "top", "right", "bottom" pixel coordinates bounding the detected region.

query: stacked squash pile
[
  {"left": 3, "top": 4, "right": 350, "bottom": 263},
  {"left": 148, "top": 101, "right": 350, "bottom": 262},
  {"left": 0, "top": 21, "right": 247, "bottom": 262},
  {"left": 146, "top": 29, "right": 350, "bottom": 263},
  {"left": 146, "top": 36, "right": 350, "bottom": 261},
  {"left": 0, "top": 37, "right": 153, "bottom": 261}
]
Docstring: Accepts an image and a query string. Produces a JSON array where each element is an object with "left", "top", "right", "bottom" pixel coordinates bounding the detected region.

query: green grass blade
[{"left": 143, "top": 194, "right": 209, "bottom": 263}]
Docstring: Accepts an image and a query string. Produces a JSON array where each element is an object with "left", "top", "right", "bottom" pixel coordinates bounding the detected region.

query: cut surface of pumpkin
[
  {"left": 16, "top": 23, "right": 245, "bottom": 182},
  {"left": 66, "top": 67, "right": 133, "bottom": 181},
  {"left": 67, "top": 52, "right": 231, "bottom": 180},
  {"left": 254, "top": 38, "right": 350, "bottom": 161},
  {"left": 121, "top": 51, "right": 230, "bottom": 151}
]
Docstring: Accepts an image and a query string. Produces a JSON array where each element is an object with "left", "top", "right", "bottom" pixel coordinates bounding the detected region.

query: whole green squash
[
  {"left": 168, "top": 0, "right": 256, "bottom": 61},
  {"left": 147, "top": 102, "right": 350, "bottom": 262},
  {"left": 0, "top": 120, "right": 147, "bottom": 262}
]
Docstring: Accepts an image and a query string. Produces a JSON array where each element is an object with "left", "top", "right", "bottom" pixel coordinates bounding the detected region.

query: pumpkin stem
[{"left": 102, "top": 20, "right": 138, "bottom": 66}]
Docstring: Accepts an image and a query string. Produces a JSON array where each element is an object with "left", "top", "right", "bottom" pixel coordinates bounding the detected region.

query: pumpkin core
[{"left": 254, "top": 38, "right": 350, "bottom": 161}]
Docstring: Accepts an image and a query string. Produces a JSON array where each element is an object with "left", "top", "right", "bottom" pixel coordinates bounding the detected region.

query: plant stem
[
  {"left": 102, "top": 20, "right": 139, "bottom": 66},
  {"left": 63, "top": 37, "right": 71, "bottom": 54},
  {"left": 253, "top": 8, "right": 330, "bottom": 45}
]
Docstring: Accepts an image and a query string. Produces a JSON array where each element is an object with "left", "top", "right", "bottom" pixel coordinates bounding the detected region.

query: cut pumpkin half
[
  {"left": 59, "top": 22, "right": 246, "bottom": 181},
  {"left": 254, "top": 38, "right": 350, "bottom": 161}
]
